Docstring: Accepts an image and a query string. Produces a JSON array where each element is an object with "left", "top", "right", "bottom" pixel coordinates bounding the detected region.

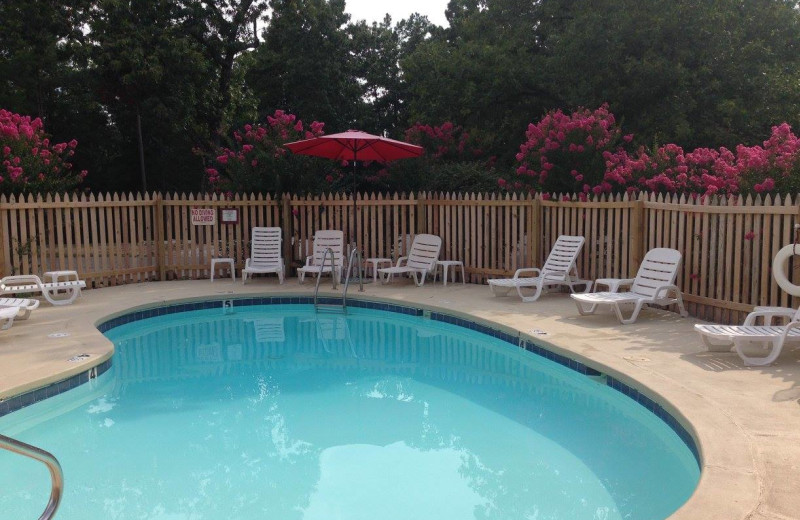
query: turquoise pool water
[{"left": 0, "top": 305, "right": 699, "bottom": 520}]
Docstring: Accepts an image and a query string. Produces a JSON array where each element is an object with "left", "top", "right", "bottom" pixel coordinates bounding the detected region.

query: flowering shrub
[
  {"left": 503, "top": 105, "right": 800, "bottom": 198},
  {"left": 604, "top": 144, "right": 740, "bottom": 196},
  {"left": 734, "top": 123, "right": 800, "bottom": 195},
  {"left": 203, "top": 110, "right": 325, "bottom": 193},
  {"left": 0, "top": 109, "right": 86, "bottom": 195},
  {"left": 500, "top": 104, "right": 627, "bottom": 199}
]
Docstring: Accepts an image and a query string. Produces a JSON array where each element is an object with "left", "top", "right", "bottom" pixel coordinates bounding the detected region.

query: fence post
[
  {"left": 0, "top": 195, "right": 6, "bottom": 278},
  {"left": 154, "top": 193, "right": 166, "bottom": 281},
  {"left": 530, "top": 195, "right": 541, "bottom": 267},
  {"left": 281, "top": 194, "right": 293, "bottom": 271},
  {"left": 629, "top": 194, "right": 645, "bottom": 276},
  {"left": 416, "top": 191, "right": 427, "bottom": 234}
]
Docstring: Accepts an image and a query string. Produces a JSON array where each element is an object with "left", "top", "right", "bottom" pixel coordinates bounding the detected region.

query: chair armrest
[
  {"left": 513, "top": 268, "right": 541, "bottom": 279},
  {"left": 744, "top": 307, "right": 797, "bottom": 326},
  {"left": 596, "top": 278, "right": 634, "bottom": 292},
  {"left": 395, "top": 256, "right": 408, "bottom": 268},
  {"left": 304, "top": 255, "right": 313, "bottom": 266},
  {"left": 245, "top": 258, "right": 252, "bottom": 268},
  {"left": 653, "top": 284, "right": 681, "bottom": 300}
]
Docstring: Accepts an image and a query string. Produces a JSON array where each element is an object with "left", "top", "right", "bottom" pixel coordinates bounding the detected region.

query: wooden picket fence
[{"left": 0, "top": 191, "right": 797, "bottom": 324}]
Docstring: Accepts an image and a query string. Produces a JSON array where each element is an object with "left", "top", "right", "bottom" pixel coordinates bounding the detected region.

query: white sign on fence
[{"left": 191, "top": 208, "right": 216, "bottom": 226}]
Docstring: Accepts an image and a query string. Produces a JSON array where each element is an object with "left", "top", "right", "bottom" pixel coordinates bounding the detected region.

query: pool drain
[{"left": 48, "top": 332, "right": 70, "bottom": 338}]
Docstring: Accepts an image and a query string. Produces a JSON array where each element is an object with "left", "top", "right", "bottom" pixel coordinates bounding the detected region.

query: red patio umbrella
[{"left": 285, "top": 130, "right": 424, "bottom": 248}]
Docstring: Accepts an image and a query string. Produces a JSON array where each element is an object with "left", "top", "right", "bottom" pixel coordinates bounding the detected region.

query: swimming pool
[{"left": 0, "top": 302, "right": 699, "bottom": 519}]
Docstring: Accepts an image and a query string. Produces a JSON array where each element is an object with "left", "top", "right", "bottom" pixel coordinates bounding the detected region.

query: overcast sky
[{"left": 344, "top": 0, "right": 450, "bottom": 27}]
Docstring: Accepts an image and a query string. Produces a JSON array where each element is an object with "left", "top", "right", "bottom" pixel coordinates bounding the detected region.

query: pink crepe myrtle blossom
[
  {"left": 0, "top": 109, "right": 85, "bottom": 194},
  {"left": 203, "top": 110, "right": 326, "bottom": 192}
]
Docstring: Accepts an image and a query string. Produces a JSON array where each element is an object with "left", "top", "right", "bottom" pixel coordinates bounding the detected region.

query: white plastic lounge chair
[
  {"left": 571, "top": 247, "right": 687, "bottom": 324},
  {"left": 242, "top": 227, "right": 284, "bottom": 284},
  {"left": 695, "top": 307, "right": 800, "bottom": 366},
  {"left": 297, "top": 230, "right": 344, "bottom": 284},
  {"left": 0, "top": 306, "right": 18, "bottom": 330},
  {"left": 488, "top": 235, "right": 591, "bottom": 302},
  {"left": 0, "top": 274, "right": 86, "bottom": 306},
  {"left": 0, "top": 297, "right": 40, "bottom": 319},
  {"left": 378, "top": 234, "right": 442, "bottom": 286}
]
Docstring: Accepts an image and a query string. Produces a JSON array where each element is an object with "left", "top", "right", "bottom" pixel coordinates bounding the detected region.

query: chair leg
[
  {"left": 735, "top": 323, "right": 800, "bottom": 365},
  {"left": 613, "top": 301, "right": 644, "bottom": 324},
  {"left": 735, "top": 338, "right": 783, "bottom": 366},
  {"left": 573, "top": 299, "right": 600, "bottom": 316},
  {"left": 489, "top": 283, "right": 512, "bottom": 297},
  {"left": 518, "top": 281, "right": 544, "bottom": 302},
  {"left": 700, "top": 334, "right": 734, "bottom": 352},
  {"left": 1, "top": 316, "right": 14, "bottom": 330},
  {"left": 674, "top": 292, "right": 688, "bottom": 317}
]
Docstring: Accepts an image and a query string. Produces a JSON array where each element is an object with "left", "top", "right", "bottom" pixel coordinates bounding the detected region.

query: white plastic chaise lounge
[
  {"left": 695, "top": 307, "right": 800, "bottom": 366},
  {"left": 297, "top": 230, "right": 344, "bottom": 284},
  {"left": 488, "top": 235, "right": 591, "bottom": 302},
  {"left": 0, "top": 274, "right": 86, "bottom": 306},
  {"left": 571, "top": 247, "right": 687, "bottom": 324},
  {"left": 377, "top": 234, "right": 442, "bottom": 286},
  {"left": 242, "top": 227, "right": 285, "bottom": 284}
]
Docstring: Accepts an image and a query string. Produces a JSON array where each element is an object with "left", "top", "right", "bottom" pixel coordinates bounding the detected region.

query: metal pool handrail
[
  {"left": 313, "top": 247, "right": 339, "bottom": 311},
  {"left": 342, "top": 246, "right": 364, "bottom": 310},
  {"left": 0, "top": 433, "right": 64, "bottom": 520}
]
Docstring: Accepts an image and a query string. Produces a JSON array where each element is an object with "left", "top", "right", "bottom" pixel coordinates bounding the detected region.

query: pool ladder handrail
[
  {"left": 313, "top": 247, "right": 339, "bottom": 311},
  {"left": 342, "top": 247, "right": 364, "bottom": 310},
  {"left": 0, "top": 433, "right": 63, "bottom": 520}
]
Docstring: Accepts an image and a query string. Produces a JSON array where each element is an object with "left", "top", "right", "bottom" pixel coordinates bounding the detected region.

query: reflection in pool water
[{"left": 0, "top": 305, "right": 699, "bottom": 520}]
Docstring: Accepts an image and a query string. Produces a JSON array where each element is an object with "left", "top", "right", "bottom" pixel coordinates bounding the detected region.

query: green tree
[
  {"left": 544, "top": 0, "right": 800, "bottom": 149},
  {"left": 179, "top": 0, "right": 268, "bottom": 147},
  {"left": 90, "top": 0, "right": 213, "bottom": 191},
  {"left": 401, "top": 0, "right": 558, "bottom": 166},
  {"left": 247, "top": 0, "right": 359, "bottom": 131}
]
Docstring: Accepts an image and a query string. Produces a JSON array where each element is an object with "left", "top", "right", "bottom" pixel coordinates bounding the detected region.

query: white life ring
[{"left": 773, "top": 244, "right": 800, "bottom": 297}]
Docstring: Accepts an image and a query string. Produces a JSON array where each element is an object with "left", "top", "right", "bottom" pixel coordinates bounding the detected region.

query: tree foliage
[{"left": 2, "top": 0, "right": 800, "bottom": 194}]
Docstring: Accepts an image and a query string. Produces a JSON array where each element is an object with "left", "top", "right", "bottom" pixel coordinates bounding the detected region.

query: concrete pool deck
[{"left": 0, "top": 278, "right": 798, "bottom": 520}]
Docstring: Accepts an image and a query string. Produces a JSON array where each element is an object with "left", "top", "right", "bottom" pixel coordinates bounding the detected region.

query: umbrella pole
[
  {"left": 351, "top": 150, "right": 366, "bottom": 284},
  {"left": 352, "top": 152, "right": 357, "bottom": 249}
]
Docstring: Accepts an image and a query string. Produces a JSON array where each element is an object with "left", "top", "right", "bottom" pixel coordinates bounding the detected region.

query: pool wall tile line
[
  {"left": 0, "top": 359, "right": 112, "bottom": 418},
  {"left": 98, "top": 297, "right": 424, "bottom": 333},
  {"left": 606, "top": 375, "right": 700, "bottom": 464}
]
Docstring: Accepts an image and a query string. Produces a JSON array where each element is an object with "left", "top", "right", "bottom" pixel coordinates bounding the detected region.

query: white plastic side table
[
  {"left": 435, "top": 260, "right": 466, "bottom": 286},
  {"left": 43, "top": 270, "right": 80, "bottom": 283},
  {"left": 211, "top": 258, "right": 235, "bottom": 281},
  {"left": 44, "top": 270, "right": 82, "bottom": 297},
  {"left": 366, "top": 258, "right": 393, "bottom": 283}
]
